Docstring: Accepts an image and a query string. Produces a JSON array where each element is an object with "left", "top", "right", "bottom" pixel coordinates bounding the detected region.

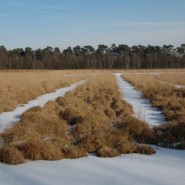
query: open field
[
  {"left": 0, "top": 70, "right": 99, "bottom": 113},
  {"left": 0, "top": 70, "right": 184, "bottom": 185},
  {"left": 0, "top": 72, "right": 155, "bottom": 164},
  {"left": 123, "top": 69, "right": 185, "bottom": 86}
]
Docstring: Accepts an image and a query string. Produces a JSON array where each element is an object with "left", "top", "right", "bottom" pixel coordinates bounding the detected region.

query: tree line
[{"left": 0, "top": 44, "right": 185, "bottom": 70}]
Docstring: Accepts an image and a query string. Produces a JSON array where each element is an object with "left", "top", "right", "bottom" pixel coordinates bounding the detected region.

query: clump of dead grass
[
  {"left": 61, "top": 107, "right": 85, "bottom": 125},
  {"left": 134, "top": 144, "right": 156, "bottom": 155},
  {"left": 113, "top": 117, "right": 157, "bottom": 144},
  {"left": 97, "top": 147, "right": 120, "bottom": 157},
  {"left": 17, "top": 140, "right": 63, "bottom": 161},
  {"left": 154, "top": 121, "right": 185, "bottom": 148},
  {"left": 0, "top": 145, "right": 25, "bottom": 165},
  {"left": 61, "top": 145, "right": 87, "bottom": 159}
]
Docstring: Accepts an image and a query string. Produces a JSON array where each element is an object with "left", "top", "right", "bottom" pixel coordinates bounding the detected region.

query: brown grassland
[
  {"left": 0, "top": 70, "right": 97, "bottom": 113},
  {"left": 0, "top": 72, "right": 156, "bottom": 165},
  {"left": 123, "top": 72, "right": 185, "bottom": 149}
]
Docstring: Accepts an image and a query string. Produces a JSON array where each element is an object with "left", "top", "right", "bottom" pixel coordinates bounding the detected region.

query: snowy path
[
  {"left": 0, "top": 146, "right": 185, "bottom": 185},
  {"left": 114, "top": 73, "right": 165, "bottom": 127},
  {"left": 0, "top": 80, "right": 86, "bottom": 133}
]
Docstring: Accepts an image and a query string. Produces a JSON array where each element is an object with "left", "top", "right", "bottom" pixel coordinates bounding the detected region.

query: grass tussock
[
  {"left": 97, "top": 147, "right": 120, "bottom": 158},
  {"left": 0, "top": 145, "right": 25, "bottom": 165},
  {"left": 17, "top": 140, "right": 63, "bottom": 161},
  {"left": 134, "top": 144, "right": 156, "bottom": 155},
  {"left": 61, "top": 145, "right": 87, "bottom": 159},
  {"left": 154, "top": 121, "right": 185, "bottom": 148},
  {"left": 1, "top": 72, "right": 155, "bottom": 165},
  {"left": 113, "top": 117, "right": 157, "bottom": 144}
]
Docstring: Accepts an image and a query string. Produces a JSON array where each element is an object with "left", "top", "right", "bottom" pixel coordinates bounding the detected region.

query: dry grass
[
  {"left": 17, "top": 140, "right": 64, "bottom": 161},
  {"left": 0, "top": 70, "right": 94, "bottom": 113},
  {"left": 0, "top": 145, "right": 25, "bottom": 165},
  {"left": 61, "top": 146, "right": 87, "bottom": 159},
  {"left": 122, "top": 71, "right": 185, "bottom": 149},
  {"left": 121, "top": 69, "right": 185, "bottom": 74},
  {"left": 134, "top": 144, "right": 156, "bottom": 155},
  {"left": 1, "top": 72, "right": 155, "bottom": 165},
  {"left": 97, "top": 147, "right": 120, "bottom": 158},
  {"left": 155, "top": 73, "right": 185, "bottom": 86}
]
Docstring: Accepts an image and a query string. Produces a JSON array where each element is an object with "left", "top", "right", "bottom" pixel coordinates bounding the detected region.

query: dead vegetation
[
  {"left": 123, "top": 72, "right": 185, "bottom": 149},
  {"left": 0, "top": 72, "right": 155, "bottom": 165},
  {"left": 0, "top": 145, "right": 25, "bottom": 165},
  {"left": 0, "top": 70, "right": 93, "bottom": 113},
  {"left": 155, "top": 72, "right": 185, "bottom": 86}
]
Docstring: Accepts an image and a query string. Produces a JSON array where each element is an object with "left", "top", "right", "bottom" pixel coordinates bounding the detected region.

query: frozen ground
[
  {"left": 0, "top": 80, "right": 86, "bottom": 133},
  {"left": 0, "top": 146, "right": 184, "bottom": 185},
  {"left": 114, "top": 73, "right": 165, "bottom": 127},
  {"left": 0, "top": 73, "right": 184, "bottom": 185}
]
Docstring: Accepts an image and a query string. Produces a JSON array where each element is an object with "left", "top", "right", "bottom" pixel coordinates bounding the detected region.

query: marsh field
[{"left": 0, "top": 69, "right": 185, "bottom": 185}]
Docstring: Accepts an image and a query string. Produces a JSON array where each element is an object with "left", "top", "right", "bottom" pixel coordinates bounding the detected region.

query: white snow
[
  {"left": 0, "top": 146, "right": 184, "bottom": 185},
  {"left": 0, "top": 80, "right": 86, "bottom": 133},
  {"left": 114, "top": 73, "right": 165, "bottom": 127}
]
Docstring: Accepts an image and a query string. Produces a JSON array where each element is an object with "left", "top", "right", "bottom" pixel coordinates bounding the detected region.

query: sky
[{"left": 0, "top": 0, "right": 185, "bottom": 50}]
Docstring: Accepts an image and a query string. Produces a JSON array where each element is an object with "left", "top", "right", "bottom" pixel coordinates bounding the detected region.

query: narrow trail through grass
[
  {"left": 114, "top": 73, "right": 165, "bottom": 127},
  {"left": 122, "top": 72, "right": 185, "bottom": 149}
]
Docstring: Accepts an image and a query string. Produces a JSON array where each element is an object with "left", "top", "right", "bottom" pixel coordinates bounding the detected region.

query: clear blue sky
[{"left": 0, "top": 0, "right": 185, "bottom": 50}]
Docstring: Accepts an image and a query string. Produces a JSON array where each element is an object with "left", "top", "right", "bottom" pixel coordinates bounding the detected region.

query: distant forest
[{"left": 0, "top": 44, "right": 185, "bottom": 69}]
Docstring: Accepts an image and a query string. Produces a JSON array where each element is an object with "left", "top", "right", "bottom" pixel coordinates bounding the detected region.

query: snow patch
[
  {"left": 0, "top": 146, "right": 184, "bottom": 185},
  {"left": 114, "top": 73, "right": 165, "bottom": 127}
]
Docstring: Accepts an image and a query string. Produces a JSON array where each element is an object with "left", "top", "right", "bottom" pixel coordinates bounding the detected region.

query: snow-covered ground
[
  {"left": 114, "top": 73, "right": 165, "bottom": 127},
  {"left": 0, "top": 80, "right": 86, "bottom": 133},
  {"left": 0, "top": 146, "right": 185, "bottom": 185},
  {"left": 0, "top": 73, "right": 184, "bottom": 185}
]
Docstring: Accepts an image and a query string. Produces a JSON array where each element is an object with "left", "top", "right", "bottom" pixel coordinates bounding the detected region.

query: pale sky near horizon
[{"left": 0, "top": 0, "right": 185, "bottom": 50}]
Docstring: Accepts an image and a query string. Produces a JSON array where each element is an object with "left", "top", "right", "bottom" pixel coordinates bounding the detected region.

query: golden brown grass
[
  {"left": 17, "top": 139, "right": 64, "bottom": 160},
  {"left": 134, "top": 144, "right": 156, "bottom": 155},
  {"left": 61, "top": 146, "right": 87, "bottom": 159},
  {"left": 120, "top": 69, "right": 185, "bottom": 74},
  {"left": 0, "top": 70, "right": 95, "bottom": 113},
  {"left": 97, "top": 147, "right": 120, "bottom": 157},
  {"left": 155, "top": 73, "right": 185, "bottom": 86},
  {"left": 1, "top": 72, "right": 155, "bottom": 165},
  {"left": 122, "top": 71, "right": 185, "bottom": 149},
  {"left": 0, "top": 145, "right": 25, "bottom": 165}
]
